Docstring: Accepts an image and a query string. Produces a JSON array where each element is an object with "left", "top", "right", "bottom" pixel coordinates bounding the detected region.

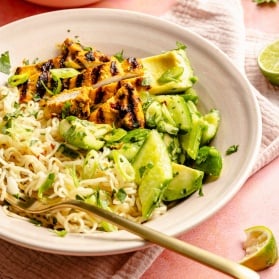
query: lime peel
[{"left": 240, "top": 225, "right": 278, "bottom": 271}]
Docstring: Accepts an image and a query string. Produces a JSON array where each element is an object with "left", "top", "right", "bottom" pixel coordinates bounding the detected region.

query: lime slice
[
  {"left": 239, "top": 225, "right": 278, "bottom": 271},
  {"left": 258, "top": 40, "right": 279, "bottom": 85}
]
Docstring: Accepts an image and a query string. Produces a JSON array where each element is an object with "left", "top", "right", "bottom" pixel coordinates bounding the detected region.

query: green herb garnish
[
  {"left": 176, "top": 41, "right": 187, "bottom": 50},
  {"left": 114, "top": 50, "right": 124, "bottom": 62},
  {"left": 116, "top": 188, "right": 127, "bottom": 203},
  {"left": 158, "top": 66, "right": 184, "bottom": 84},
  {"left": 226, "top": 144, "right": 239, "bottom": 155}
]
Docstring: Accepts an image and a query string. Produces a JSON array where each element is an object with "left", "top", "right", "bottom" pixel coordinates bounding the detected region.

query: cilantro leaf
[
  {"left": 176, "top": 41, "right": 187, "bottom": 50},
  {"left": 226, "top": 144, "right": 239, "bottom": 155},
  {"left": 116, "top": 188, "right": 127, "bottom": 203},
  {"left": 114, "top": 50, "right": 124, "bottom": 62}
]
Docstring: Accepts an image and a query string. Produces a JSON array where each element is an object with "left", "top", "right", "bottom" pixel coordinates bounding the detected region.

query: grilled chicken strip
[
  {"left": 89, "top": 79, "right": 146, "bottom": 130},
  {"left": 44, "top": 87, "right": 92, "bottom": 120},
  {"left": 44, "top": 81, "right": 119, "bottom": 120},
  {"left": 61, "top": 57, "right": 143, "bottom": 91},
  {"left": 57, "top": 38, "right": 111, "bottom": 69},
  {"left": 44, "top": 77, "right": 149, "bottom": 129},
  {"left": 14, "top": 38, "right": 144, "bottom": 103}
]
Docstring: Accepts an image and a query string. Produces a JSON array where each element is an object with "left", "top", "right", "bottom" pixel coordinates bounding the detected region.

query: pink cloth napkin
[{"left": 1, "top": 1, "right": 279, "bottom": 278}]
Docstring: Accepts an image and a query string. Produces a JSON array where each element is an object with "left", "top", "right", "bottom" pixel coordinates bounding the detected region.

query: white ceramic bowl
[
  {"left": 0, "top": 9, "right": 261, "bottom": 256},
  {"left": 24, "top": 0, "right": 101, "bottom": 8}
]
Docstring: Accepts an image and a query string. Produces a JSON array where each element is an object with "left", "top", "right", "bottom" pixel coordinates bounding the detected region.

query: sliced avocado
[
  {"left": 59, "top": 116, "right": 112, "bottom": 150},
  {"left": 132, "top": 129, "right": 173, "bottom": 219},
  {"left": 193, "top": 146, "right": 223, "bottom": 177},
  {"left": 201, "top": 109, "right": 220, "bottom": 145},
  {"left": 162, "top": 163, "right": 204, "bottom": 202},
  {"left": 142, "top": 49, "right": 196, "bottom": 94},
  {"left": 155, "top": 95, "right": 192, "bottom": 132}
]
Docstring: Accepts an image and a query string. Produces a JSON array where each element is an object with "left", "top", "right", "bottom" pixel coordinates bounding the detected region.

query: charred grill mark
[
  {"left": 91, "top": 65, "right": 102, "bottom": 84},
  {"left": 116, "top": 84, "right": 140, "bottom": 128},
  {"left": 63, "top": 78, "right": 71, "bottom": 91},
  {"left": 116, "top": 81, "right": 122, "bottom": 91},
  {"left": 127, "top": 57, "right": 140, "bottom": 70},
  {"left": 96, "top": 108, "right": 106, "bottom": 123},
  {"left": 41, "top": 60, "right": 54, "bottom": 71},
  {"left": 36, "top": 71, "right": 48, "bottom": 98},
  {"left": 60, "top": 47, "right": 69, "bottom": 67},
  {"left": 58, "top": 56, "right": 66, "bottom": 68},
  {"left": 94, "top": 87, "right": 105, "bottom": 104},
  {"left": 75, "top": 58, "right": 87, "bottom": 69},
  {"left": 75, "top": 73, "right": 84, "bottom": 88},
  {"left": 19, "top": 83, "right": 28, "bottom": 102},
  {"left": 124, "top": 84, "right": 142, "bottom": 128},
  {"left": 110, "top": 61, "right": 119, "bottom": 76},
  {"left": 36, "top": 60, "right": 53, "bottom": 97},
  {"left": 127, "top": 86, "right": 141, "bottom": 128},
  {"left": 85, "top": 51, "right": 95, "bottom": 62}
]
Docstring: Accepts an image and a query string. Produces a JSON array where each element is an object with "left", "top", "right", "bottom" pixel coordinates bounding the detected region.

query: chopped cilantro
[
  {"left": 114, "top": 50, "right": 124, "bottom": 62},
  {"left": 139, "top": 162, "right": 154, "bottom": 178},
  {"left": 226, "top": 144, "right": 239, "bottom": 155},
  {"left": 116, "top": 188, "right": 127, "bottom": 203},
  {"left": 158, "top": 66, "right": 184, "bottom": 84},
  {"left": 0, "top": 51, "right": 11, "bottom": 74},
  {"left": 176, "top": 41, "right": 187, "bottom": 50}
]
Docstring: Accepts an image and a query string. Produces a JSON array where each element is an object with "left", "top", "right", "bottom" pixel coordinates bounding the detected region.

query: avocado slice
[
  {"left": 132, "top": 129, "right": 173, "bottom": 219},
  {"left": 193, "top": 146, "right": 223, "bottom": 177},
  {"left": 142, "top": 49, "right": 196, "bottom": 95},
  {"left": 201, "top": 109, "right": 220, "bottom": 145},
  {"left": 162, "top": 163, "right": 204, "bottom": 202}
]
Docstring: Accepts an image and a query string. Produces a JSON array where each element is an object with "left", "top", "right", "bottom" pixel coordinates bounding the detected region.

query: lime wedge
[
  {"left": 239, "top": 225, "right": 278, "bottom": 271},
  {"left": 258, "top": 40, "right": 279, "bottom": 85}
]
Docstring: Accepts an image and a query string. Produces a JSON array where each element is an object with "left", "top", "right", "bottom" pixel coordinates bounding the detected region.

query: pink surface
[
  {"left": 1, "top": 1, "right": 279, "bottom": 278},
  {"left": 143, "top": 156, "right": 279, "bottom": 278}
]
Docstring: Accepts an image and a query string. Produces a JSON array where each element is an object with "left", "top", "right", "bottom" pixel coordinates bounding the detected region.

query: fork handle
[{"left": 66, "top": 200, "right": 260, "bottom": 279}]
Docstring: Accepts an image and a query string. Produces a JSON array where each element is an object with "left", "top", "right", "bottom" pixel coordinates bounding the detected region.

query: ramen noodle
[{"left": 0, "top": 86, "right": 167, "bottom": 233}]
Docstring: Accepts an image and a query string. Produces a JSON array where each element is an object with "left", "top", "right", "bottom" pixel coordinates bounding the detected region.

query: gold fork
[{"left": 2, "top": 192, "right": 259, "bottom": 279}]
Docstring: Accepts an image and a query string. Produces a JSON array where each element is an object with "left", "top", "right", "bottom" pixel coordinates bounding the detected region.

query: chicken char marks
[
  {"left": 45, "top": 77, "right": 149, "bottom": 130},
  {"left": 15, "top": 38, "right": 143, "bottom": 102},
  {"left": 13, "top": 38, "right": 147, "bottom": 129},
  {"left": 89, "top": 78, "right": 147, "bottom": 129}
]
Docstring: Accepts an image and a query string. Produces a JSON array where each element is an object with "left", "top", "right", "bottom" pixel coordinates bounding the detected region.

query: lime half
[
  {"left": 258, "top": 40, "right": 279, "bottom": 85},
  {"left": 239, "top": 225, "right": 278, "bottom": 271}
]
